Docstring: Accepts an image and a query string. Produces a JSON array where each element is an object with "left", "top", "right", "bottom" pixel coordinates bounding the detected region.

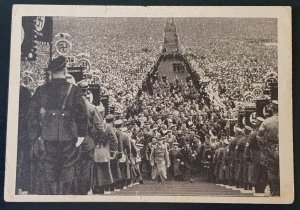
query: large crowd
[
  {"left": 17, "top": 18, "right": 279, "bottom": 197},
  {"left": 176, "top": 18, "right": 277, "bottom": 112}
]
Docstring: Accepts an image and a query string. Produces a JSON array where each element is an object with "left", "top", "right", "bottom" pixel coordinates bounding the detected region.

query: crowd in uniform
[{"left": 16, "top": 55, "right": 279, "bottom": 196}]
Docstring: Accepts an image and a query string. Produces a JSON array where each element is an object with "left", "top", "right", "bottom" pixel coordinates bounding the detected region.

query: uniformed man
[
  {"left": 106, "top": 114, "right": 122, "bottom": 193},
  {"left": 150, "top": 137, "right": 170, "bottom": 184},
  {"left": 244, "top": 117, "right": 267, "bottom": 194},
  {"left": 179, "top": 141, "right": 194, "bottom": 183},
  {"left": 234, "top": 127, "right": 247, "bottom": 189},
  {"left": 27, "top": 56, "right": 88, "bottom": 195},
  {"left": 115, "top": 119, "right": 132, "bottom": 189},
  {"left": 168, "top": 142, "right": 182, "bottom": 180},
  {"left": 91, "top": 109, "right": 118, "bottom": 195},
  {"left": 257, "top": 100, "right": 279, "bottom": 196},
  {"left": 202, "top": 142, "right": 214, "bottom": 182},
  {"left": 241, "top": 125, "right": 253, "bottom": 192},
  {"left": 75, "top": 81, "right": 102, "bottom": 195},
  {"left": 228, "top": 127, "right": 243, "bottom": 188},
  {"left": 133, "top": 143, "right": 144, "bottom": 184}
]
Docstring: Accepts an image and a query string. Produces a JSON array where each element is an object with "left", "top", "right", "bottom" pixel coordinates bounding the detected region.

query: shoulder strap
[
  {"left": 103, "top": 123, "right": 108, "bottom": 133},
  {"left": 62, "top": 84, "right": 73, "bottom": 111}
]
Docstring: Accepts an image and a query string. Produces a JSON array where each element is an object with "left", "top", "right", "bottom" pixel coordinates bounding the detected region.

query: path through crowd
[{"left": 157, "top": 59, "right": 189, "bottom": 83}]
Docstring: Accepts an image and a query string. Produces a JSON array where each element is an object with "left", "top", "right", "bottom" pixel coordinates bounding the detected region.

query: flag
[{"left": 35, "top": 16, "right": 53, "bottom": 43}]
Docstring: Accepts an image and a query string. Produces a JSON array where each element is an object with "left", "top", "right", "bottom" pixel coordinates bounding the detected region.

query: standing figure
[
  {"left": 27, "top": 56, "right": 88, "bottom": 195},
  {"left": 179, "top": 142, "right": 194, "bottom": 183},
  {"left": 106, "top": 114, "right": 122, "bottom": 193},
  {"left": 234, "top": 128, "right": 247, "bottom": 189},
  {"left": 244, "top": 117, "right": 267, "bottom": 194},
  {"left": 92, "top": 113, "right": 118, "bottom": 195},
  {"left": 168, "top": 142, "right": 182, "bottom": 180},
  {"left": 150, "top": 137, "right": 170, "bottom": 184},
  {"left": 75, "top": 81, "right": 101, "bottom": 195},
  {"left": 257, "top": 100, "right": 279, "bottom": 196}
]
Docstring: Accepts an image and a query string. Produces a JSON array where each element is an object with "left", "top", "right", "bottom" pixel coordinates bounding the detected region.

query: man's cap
[
  {"left": 77, "top": 80, "right": 89, "bottom": 89},
  {"left": 158, "top": 136, "right": 166, "bottom": 141},
  {"left": 114, "top": 119, "right": 123, "bottom": 126},
  {"left": 48, "top": 56, "right": 67, "bottom": 72},
  {"left": 235, "top": 127, "right": 243, "bottom": 133},
  {"left": 105, "top": 114, "right": 115, "bottom": 122},
  {"left": 272, "top": 100, "right": 279, "bottom": 105},
  {"left": 271, "top": 100, "right": 279, "bottom": 109},
  {"left": 121, "top": 127, "right": 127, "bottom": 132},
  {"left": 244, "top": 125, "right": 253, "bottom": 132},
  {"left": 136, "top": 143, "right": 144, "bottom": 148},
  {"left": 173, "top": 142, "right": 179, "bottom": 145},
  {"left": 256, "top": 116, "right": 265, "bottom": 122}
]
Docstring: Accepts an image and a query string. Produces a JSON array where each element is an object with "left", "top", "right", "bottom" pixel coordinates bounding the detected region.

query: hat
[
  {"left": 224, "top": 139, "right": 229, "bottom": 145},
  {"left": 271, "top": 100, "right": 278, "bottom": 109},
  {"left": 77, "top": 80, "right": 89, "bottom": 89},
  {"left": 121, "top": 127, "right": 127, "bottom": 132},
  {"left": 173, "top": 142, "right": 179, "bottom": 146},
  {"left": 136, "top": 143, "right": 144, "bottom": 148},
  {"left": 159, "top": 136, "right": 166, "bottom": 141},
  {"left": 257, "top": 116, "right": 265, "bottom": 122},
  {"left": 244, "top": 125, "right": 253, "bottom": 132},
  {"left": 272, "top": 100, "right": 278, "bottom": 105},
  {"left": 48, "top": 56, "right": 66, "bottom": 72},
  {"left": 105, "top": 114, "right": 115, "bottom": 122},
  {"left": 235, "top": 127, "right": 243, "bottom": 133},
  {"left": 161, "top": 124, "right": 167, "bottom": 130},
  {"left": 114, "top": 119, "right": 123, "bottom": 126}
]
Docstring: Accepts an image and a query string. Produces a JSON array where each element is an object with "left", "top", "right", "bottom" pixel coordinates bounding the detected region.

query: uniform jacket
[
  {"left": 27, "top": 79, "right": 88, "bottom": 142},
  {"left": 150, "top": 144, "right": 170, "bottom": 166}
]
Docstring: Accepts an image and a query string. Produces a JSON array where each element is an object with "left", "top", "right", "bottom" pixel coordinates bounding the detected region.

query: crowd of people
[
  {"left": 176, "top": 18, "right": 277, "bottom": 113},
  {"left": 16, "top": 18, "right": 279, "bottom": 197}
]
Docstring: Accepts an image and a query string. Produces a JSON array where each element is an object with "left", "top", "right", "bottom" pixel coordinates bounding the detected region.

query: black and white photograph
[{"left": 4, "top": 5, "right": 293, "bottom": 203}]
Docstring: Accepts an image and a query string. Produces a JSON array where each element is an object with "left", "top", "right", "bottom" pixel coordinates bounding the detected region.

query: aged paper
[{"left": 5, "top": 5, "right": 293, "bottom": 203}]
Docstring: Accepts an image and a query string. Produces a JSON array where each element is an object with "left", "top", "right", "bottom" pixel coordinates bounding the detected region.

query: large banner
[
  {"left": 35, "top": 16, "right": 53, "bottom": 43},
  {"left": 21, "top": 16, "right": 53, "bottom": 61}
]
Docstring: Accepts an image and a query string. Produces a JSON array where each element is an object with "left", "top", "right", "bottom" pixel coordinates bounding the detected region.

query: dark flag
[
  {"left": 256, "top": 99, "right": 272, "bottom": 118},
  {"left": 237, "top": 110, "right": 245, "bottom": 128},
  {"left": 88, "top": 84, "right": 100, "bottom": 106},
  {"left": 244, "top": 106, "right": 256, "bottom": 128},
  {"left": 67, "top": 67, "right": 84, "bottom": 83},
  {"left": 35, "top": 16, "right": 53, "bottom": 43},
  {"left": 21, "top": 16, "right": 53, "bottom": 61},
  {"left": 100, "top": 94, "right": 109, "bottom": 116}
]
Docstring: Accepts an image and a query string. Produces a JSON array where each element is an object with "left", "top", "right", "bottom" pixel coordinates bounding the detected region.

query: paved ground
[{"left": 112, "top": 178, "right": 254, "bottom": 197}]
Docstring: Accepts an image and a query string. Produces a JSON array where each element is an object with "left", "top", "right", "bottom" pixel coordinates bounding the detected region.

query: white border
[{"left": 5, "top": 5, "right": 293, "bottom": 203}]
